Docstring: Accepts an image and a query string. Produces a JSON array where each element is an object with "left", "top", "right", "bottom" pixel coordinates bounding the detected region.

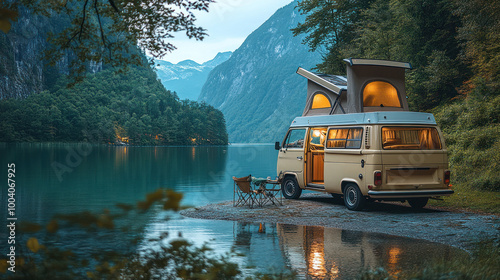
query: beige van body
[
  {"left": 276, "top": 112, "right": 453, "bottom": 210},
  {"left": 278, "top": 59, "right": 453, "bottom": 210}
]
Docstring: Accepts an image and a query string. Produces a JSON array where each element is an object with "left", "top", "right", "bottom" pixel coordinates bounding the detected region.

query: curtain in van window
[
  {"left": 382, "top": 127, "right": 441, "bottom": 150},
  {"left": 327, "top": 128, "right": 362, "bottom": 149},
  {"left": 418, "top": 129, "right": 442, "bottom": 149},
  {"left": 346, "top": 128, "right": 363, "bottom": 148}
]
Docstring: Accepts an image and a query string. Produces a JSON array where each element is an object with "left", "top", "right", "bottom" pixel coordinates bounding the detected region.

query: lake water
[{"left": 0, "top": 143, "right": 464, "bottom": 278}]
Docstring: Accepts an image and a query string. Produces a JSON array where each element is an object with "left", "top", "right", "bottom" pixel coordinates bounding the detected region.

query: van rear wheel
[
  {"left": 282, "top": 177, "right": 302, "bottom": 199},
  {"left": 343, "top": 184, "right": 366, "bottom": 211},
  {"left": 408, "top": 198, "right": 428, "bottom": 209}
]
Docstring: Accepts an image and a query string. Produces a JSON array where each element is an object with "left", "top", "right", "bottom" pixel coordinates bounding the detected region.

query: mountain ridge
[
  {"left": 155, "top": 51, "right": 232, "bottom": 100},
  {"left": 198, "top": 0, "right": 321, "bottom": 143}
]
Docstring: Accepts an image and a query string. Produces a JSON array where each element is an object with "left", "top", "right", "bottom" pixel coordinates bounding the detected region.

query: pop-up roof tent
[{"left": 299, "top": 58, "right": 412, "bottom": 116}]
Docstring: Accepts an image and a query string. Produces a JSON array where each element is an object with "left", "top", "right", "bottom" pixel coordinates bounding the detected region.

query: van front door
[{"left": 277, "top": 128, "right": 307, "bottom": 187}]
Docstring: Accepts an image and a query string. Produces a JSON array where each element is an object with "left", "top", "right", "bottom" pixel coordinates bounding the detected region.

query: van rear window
[{"left": 382, "top": 127, "right": 442, "bottom": 150}]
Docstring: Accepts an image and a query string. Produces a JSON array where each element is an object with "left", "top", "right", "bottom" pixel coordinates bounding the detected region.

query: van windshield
[{"left": 382, "top": 127, "right": 442, "bottom": 150}]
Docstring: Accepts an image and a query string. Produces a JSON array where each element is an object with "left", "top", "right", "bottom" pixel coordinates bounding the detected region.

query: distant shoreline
[
  {"left": 0, "top": 142, "right": 231, "bottom": 148},
  {"left": 0, "top": 142, "right": 278, "bottom": 147},
  {"left": 181, "top": 193, "right": 499, "bottom": 252}
]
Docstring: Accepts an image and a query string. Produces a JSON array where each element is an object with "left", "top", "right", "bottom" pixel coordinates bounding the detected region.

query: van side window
[
  {"left": 382, "top": 127, "right": 442, "bottom": 150},
  {"left": 283, "top": 129, "right": 306, "bottom": 149},
  {"left": 327, "top": 128, "right": 363, "bottom": 149},
  {"left": 309, "top": 128, "right": 327, "bottom": 150}
]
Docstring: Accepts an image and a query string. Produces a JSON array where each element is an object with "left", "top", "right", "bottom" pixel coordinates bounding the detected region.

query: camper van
[{"left": 275, "top": 59, "right": 453, "bottom": 210}]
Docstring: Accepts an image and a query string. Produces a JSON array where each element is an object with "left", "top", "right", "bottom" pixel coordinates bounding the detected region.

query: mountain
[
  {"left": 155, "top": 51, "right": 232, "bottom": 100},
  {"left": 0, "top": 7, "right": 73, "bottom": 99},
  {"left": 198, "top": 0, "right": 322, "bottom": 143},
  {"left": 0, "top": 7, "right": 228, "bottom": 145}
]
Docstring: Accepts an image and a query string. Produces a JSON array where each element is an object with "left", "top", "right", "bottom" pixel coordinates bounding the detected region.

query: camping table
[{"left": 251, "top": 177, "right": 282, "bottom": 206}]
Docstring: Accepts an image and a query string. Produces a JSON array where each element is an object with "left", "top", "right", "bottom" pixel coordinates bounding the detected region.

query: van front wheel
[
  {"left": 282, "top": 177, "right": 302, "bottom": 199},
  {"left": 343, "top": 184, "right": 366, "bottom": 211},
  {"left": 408, "top": 198, "right": 428, "bottom": 209}
]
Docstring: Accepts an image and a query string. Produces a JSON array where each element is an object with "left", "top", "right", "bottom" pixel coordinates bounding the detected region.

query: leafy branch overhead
[{"left": 2, "top": 0, "right": 214, "bottom": 76}]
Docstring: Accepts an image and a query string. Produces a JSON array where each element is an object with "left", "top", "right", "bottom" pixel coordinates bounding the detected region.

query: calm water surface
[{"left": 0, "top": 143, "right": 464, "bottom": 278}]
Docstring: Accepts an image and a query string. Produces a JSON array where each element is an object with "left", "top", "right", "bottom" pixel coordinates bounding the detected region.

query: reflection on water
[
  {"left": 276, "top": 224, "right": 464, "bottom": 279},
  {"left": 148, "top": 219, "right": 466, "bottom": 279},
  {"left": 0, "top": 143, "right": 235, "bottom": 221},
  {"left": 387, "top": 246, "right": 402, "bottom": 276}
]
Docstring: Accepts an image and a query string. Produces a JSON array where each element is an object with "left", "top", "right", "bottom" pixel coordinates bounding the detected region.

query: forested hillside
[
  {"left": 0, "top": 67, "right": 228, "bottom": 145},
  {"left": 0, "top": 4, "right": 228, "bottom": 146},
  {"left": 293, "top": 0, "right": 500, "bottom": 191}
]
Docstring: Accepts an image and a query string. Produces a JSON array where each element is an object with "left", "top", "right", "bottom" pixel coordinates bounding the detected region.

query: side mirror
[{"left": 275, "top": 142, "right": 281, "bottom": 150}]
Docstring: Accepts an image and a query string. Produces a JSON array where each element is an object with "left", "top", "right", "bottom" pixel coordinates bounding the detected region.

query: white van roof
[{"left": 290, "top": 111, "right": 437, "bottom": 127}]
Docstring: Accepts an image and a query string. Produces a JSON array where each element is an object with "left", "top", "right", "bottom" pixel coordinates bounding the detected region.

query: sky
[{"left": 160, "top": 0, "right": 294, "bottom": 64}]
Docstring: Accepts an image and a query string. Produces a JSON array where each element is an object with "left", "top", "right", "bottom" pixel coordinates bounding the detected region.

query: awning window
[
  {"left": 311, "top": 93, "right": 331, "bottom": 109},
  {"left": 363, "top": 81, "right": 401, "bottom": 108}
]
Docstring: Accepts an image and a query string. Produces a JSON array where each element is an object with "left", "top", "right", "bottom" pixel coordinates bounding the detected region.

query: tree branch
[
  {"left": 94, "top": 0, "right": 107, "bottom": 49},
  {"left": 65, "top": 0, "right": 89, "bottom": 48},
  {"left": 108, "top": 0, "right": 120, "bottom": 14}
]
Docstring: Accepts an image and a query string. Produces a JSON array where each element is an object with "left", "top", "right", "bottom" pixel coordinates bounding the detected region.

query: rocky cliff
[
  {"left": 0, "top": 7, "right": 72, "bottom": 99},
  {"left": 198, "top": 0, "right": 321, "bottom": 143}
]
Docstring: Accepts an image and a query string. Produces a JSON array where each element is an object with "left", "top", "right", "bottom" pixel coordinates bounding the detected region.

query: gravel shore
[{"left": 181, "top": 193, "right": 499, "bottom": 251}]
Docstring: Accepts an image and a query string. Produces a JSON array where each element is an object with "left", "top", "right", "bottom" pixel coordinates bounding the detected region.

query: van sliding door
[
  {"left": 324, "top": 127, "right": 365, "bottom": 193},
  {"left": 306, "top": 128, "right": 327, "bottom": 188}
]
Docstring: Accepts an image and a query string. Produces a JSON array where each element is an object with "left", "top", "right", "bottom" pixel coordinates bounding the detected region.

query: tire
[
  {"left": 281, "top": 176, "right": 302, "bottom": 199},
  {"left": 343, "top": 184, "right": 366, "bottom": 211},
  {"left": 408, "top": 198, "right": 429, "bottom": 209}
]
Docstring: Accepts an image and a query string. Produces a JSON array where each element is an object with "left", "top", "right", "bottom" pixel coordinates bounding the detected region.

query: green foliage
[
  {"left": 294, "top": 0, "right": 468, "bottom": 110},
  {"left": 0, "top": 66, "right": 228, "bottom": 145},
  {"left": 455, "top": 0, "right": 500, "bottom": 90},
  {"left": 1, "top": 189, "right": 242, "bottom": 279},
  {"left": 3, "top": 0, "right": 213, "bottom": 77},
  {"left": 292, "top": 0, "right": 373, "bottom": 73},
  {"left": 358, "top": 267, "right": 393, "bottom": 280},
  {"left": 408, "top": 238, "right": 500, "bottom": 280},
  {"left": 344, "top": 0, "right": 465, "bottom": 111},
  {"left": 434, "top": 89, "right": 500, "bottom": 191},
  {"left": 1, "top": 188, "right": 302, "bottom": 279},
  {"left": 407, "top": 50, "right": 461, "bottom": 111},
  {"left": 0, "top": 5, "right": 18, "bottom": 33}
]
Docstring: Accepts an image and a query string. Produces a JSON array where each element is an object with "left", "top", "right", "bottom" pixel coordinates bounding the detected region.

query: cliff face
[
  {"left": 0, "top": 8, "right": 70, "bottom": 99},
  {"left": 198, "top": 0, "right": 321, "bottom": 143}
]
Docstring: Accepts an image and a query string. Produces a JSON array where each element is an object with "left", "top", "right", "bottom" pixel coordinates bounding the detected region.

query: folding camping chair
[
  {"left": 253, "top": 178, "right": 283, "bottom": 207},
  {"left": 233, "top": 175, "right": 259, "bottom": 208}
]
